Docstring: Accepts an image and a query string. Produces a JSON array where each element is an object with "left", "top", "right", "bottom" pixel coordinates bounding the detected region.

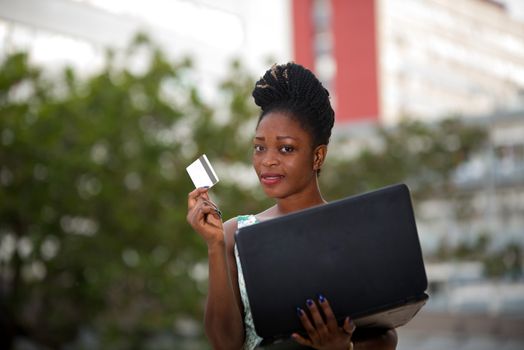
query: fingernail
[
  {"left": 214, "top": 208, "right": 222, "bottom": 218},
  {"left": 296, "top": 307, "right": 303, "bottom": 316},
  {"left": 318, "top": 294, "right": 326, "bottom": 303},
  {"left": 306, "top": 299, "right": 314, "bottom": 307},
  {"left": 203, "top": 186, "right": 210, "bottom": 189}
]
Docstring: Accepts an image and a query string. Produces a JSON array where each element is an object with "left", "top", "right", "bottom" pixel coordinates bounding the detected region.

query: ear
[{"left": 313, "top": 144, "right": 328, "bottom": 172}]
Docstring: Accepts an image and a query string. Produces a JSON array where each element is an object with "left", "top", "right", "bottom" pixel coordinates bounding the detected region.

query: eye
[
  {"left": 254, "top": 144, "right": 265, "bottom": 152},
  {"left": 280, "top": 145, "right": 295, "bottom": 154}
]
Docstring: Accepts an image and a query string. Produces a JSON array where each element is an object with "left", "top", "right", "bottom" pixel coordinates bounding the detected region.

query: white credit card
[{"left": 186, "top": 154, "right": 219, "bottom": 189}]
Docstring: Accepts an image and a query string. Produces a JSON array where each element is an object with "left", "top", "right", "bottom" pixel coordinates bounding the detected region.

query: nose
[{"left": 262, "top": 151, "right": 279, "bottom": 167}]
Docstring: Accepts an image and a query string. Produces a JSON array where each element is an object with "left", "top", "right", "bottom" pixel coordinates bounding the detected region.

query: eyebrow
[{"left": 254, "top": 136, "right": 298, "bottom": 141}]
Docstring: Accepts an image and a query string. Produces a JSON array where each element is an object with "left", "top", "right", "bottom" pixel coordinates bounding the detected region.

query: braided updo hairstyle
[{"left": 252, "top": 62, "right": 335, "bottom": 148}]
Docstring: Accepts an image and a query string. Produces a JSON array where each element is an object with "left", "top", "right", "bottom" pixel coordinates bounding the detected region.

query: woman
[{"left": 187, "top": 63, "right": 397, "bottom": 350}]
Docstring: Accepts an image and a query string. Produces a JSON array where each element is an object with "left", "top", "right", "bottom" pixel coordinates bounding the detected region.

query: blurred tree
[
  {"left": 320, "top": 118, "right": 488, "bottom": 201},
  {"left": 0, "top": 35, "right": 263, "bottom": 350}
]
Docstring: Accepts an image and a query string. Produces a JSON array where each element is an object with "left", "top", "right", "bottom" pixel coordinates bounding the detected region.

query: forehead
[{"left": 255, "top": 112, "right": 309, "bottom": 139}]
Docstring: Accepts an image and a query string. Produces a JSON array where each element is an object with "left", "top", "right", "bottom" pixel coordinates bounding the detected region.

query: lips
[{"left": 260, "top": 173, "right": 284, "bottom": 185}]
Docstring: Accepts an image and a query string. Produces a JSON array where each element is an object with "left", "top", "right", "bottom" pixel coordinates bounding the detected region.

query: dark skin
[{"left": 187, "top": 112, "right": 397, "bottom": 350}]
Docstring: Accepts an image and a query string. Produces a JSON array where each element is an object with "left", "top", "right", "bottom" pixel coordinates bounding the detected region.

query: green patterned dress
[{"left": 235, "top": 215, "right": 264, "bottom": 349}]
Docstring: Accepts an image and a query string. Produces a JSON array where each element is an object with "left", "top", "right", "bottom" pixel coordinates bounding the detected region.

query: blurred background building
[
  {"left": 293, "top": 0, "right": 524, "bottom": 125},
  {"left": 1, "top": 0, "right": 523, "bottom": 349},
  {"left": 2, "top": 0, "right": 524, "bottom": 123}
]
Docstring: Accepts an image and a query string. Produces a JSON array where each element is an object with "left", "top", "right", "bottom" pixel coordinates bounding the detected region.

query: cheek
[
  {"left": 302, "top": 151, "right": 316, "bottom": 166},
  {"left": 252, "top": 154, "right": 261, "bottom": 171},
  {"left": 290, "top": 155, "right": 315, "bottom": 174}
]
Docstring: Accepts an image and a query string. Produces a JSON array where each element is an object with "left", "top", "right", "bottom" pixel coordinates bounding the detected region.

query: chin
[
  {"left": 262, "top": 187, "right": 285, "bottom": 199},
  {"left": 264, "top": 188, "right": 297, "bottom": 201}
]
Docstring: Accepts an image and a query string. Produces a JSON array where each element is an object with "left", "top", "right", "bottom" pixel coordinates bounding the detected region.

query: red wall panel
[
  {"left": 332, "top": 0, "right": 379, "bottom": 122},
  {"left": 292, "top": 0, "right": 315, "bottom": 71}
]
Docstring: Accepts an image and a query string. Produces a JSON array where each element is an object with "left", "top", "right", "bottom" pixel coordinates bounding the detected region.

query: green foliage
[
  {"left": 484, "top": 242, "right": 523, "bottom": 279},
  {"left": 0, "top": 37, "right": 263, "bottom": 349},
  {"left": 435, "top": 234, "right": 522, "bottom": 279},
  {"left": 320, "top": 118, "right": 487, "bottom": 201}
]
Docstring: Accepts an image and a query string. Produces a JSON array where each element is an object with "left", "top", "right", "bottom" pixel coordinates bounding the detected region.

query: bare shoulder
[
  {"left": 254, "top": 205, "right": 278, "bottom": 221},
  {"left": 223, "top": 217, "right": 239, "bottom": 249}
]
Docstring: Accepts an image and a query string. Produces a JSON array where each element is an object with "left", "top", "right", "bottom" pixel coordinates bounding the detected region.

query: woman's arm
[
  {"left": 204, "top": 220, "right": 245, "bottom": 349},
  {"left": 187, "top": 188, "right": 244, "bottom": 349}
]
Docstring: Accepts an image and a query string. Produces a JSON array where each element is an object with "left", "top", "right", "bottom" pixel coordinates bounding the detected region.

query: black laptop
[{"left": 235, "top": 184, "right": 429, "bottom": 346}]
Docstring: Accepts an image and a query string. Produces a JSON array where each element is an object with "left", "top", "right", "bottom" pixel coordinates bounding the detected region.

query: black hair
[{"left": 252, "top": 62, "right": 335, "bottom": 148}]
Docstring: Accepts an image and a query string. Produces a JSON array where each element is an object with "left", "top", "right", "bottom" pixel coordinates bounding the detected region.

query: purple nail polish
[
  {"left": 318, "top": 294, "right": 326, "bottom": 303},
  {"left": 296, "top": 307, "right": 303, "bottom": 316},
  {"left": 306, "top": 299, "right": 314, "bottom": 307}
]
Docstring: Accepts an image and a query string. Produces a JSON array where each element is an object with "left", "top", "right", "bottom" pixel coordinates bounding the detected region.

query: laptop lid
[{"left": 235, "top": 184, "right": 428, "bottom": 342}]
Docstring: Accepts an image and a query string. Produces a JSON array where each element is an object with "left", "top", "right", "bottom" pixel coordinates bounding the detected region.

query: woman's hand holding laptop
[{"left": 292, "top": 294, "right": 356, "bottom": 350}]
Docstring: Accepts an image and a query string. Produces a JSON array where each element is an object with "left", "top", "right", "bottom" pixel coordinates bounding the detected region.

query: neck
[{"left": 275, "top": 182, "right": 326, "bottom": 215}]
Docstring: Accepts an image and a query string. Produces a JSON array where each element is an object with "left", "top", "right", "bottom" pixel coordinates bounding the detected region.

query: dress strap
[
  {"left": 235, "top": 214, "right": 263, "bottom": 349},
  {"left": 237, "top": 214, "right": 259, "bottom": 228}
]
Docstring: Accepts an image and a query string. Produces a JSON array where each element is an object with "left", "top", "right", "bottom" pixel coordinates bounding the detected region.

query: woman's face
[{"left": 252, "top": 111, "right": 326, "bottom": 199}]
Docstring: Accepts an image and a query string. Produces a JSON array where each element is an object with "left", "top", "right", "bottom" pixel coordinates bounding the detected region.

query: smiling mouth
[{"left": 260, "top": 174, "right": 284, "bottom": 185}]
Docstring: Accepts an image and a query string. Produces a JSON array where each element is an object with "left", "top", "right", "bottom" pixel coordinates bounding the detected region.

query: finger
[
  {"left": 296, "top": 307, "right": 319, "bottom": 344},
  {"left": 190, "top": 200, "right": 215, "bottom": 227},
  {"left": 187, "top": 187, "right": 209, "bottom": 209},
  {"left": 200, "top": 200, "right": 222, "bottom": 220},
  {"left": 306, "top": 299, "right": 329, "bottom": 340},
  {"left": 199, "top": 201, "right": 217, "bottom": 217},
  {"left": 317, "top": 294, "right": 338, "bottom": 332},
  {"left": 199, "top": 188, "right": 210, "bottom": 201},
  {"left": 342, "top": 317, "right": 356, "bottom": 338},
  {"left": 188, "top": 192, "right": 215, "bottom": 223},
  {"left": 291, "top": 333, "right": 312, "bottom": 347},
  {"left": 187, "top": 189, "right": 200, "bottom": 210},
  {"left": 187, "top": 199, "right": 201, "bottom": 226},
  {"left": 213, "top": 208, "right": 222, "bottom": 220},
  {"left": 201, "top": 202, "right": 223, "bottom": 226},
  {"left": 202, "top": 199, "right": 219, "bottom": 211}
]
